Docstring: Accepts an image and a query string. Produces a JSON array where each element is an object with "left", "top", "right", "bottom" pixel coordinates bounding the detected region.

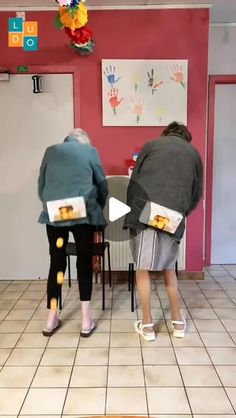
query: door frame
[
  {"left": 8, "top": 65, "right": 80, "bottom": 127},
  {"left": 205, "top": 75, "right": 236, "bottom": 265}
]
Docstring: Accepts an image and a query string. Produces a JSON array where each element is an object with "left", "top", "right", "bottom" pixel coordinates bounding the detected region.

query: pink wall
[{"left": 0, "top": 9, "right": 209, "bottom": 272}]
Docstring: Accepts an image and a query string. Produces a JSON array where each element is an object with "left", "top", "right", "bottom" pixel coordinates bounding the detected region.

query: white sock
[
  {"left": 81, "top": 300, "right": 91, "bottom": 330},
  {"left": 46, "top": 309, "right": 58, "bottom": 330}
]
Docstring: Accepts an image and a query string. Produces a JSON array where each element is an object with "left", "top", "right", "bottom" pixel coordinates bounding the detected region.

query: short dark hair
[{"left": 162, "top": 121, "right": 192, "bottom": 143}]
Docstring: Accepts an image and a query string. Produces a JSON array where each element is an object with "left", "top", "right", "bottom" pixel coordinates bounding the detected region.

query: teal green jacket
[{"left": 38, "top": 138, "right": 108, "bottom": 227}]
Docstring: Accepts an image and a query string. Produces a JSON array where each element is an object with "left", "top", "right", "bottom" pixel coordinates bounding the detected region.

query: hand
[
  {"left": 128, "top": 97, "right": 143, "bottom": 124},
  {"left": 170, "top": 65, "right": 185, "bottom": 88},
  {"left": 108, "top": 88, "right": 123, "bottom": 114},
  {"left": 147, "top": 69, "right": 154, "bottom": 87},
  {"left": 104, "top": 66, "right": 121, "bottom": 88},
  {"left": 148, "top": 68, "right": 163, "bottom": 93}
]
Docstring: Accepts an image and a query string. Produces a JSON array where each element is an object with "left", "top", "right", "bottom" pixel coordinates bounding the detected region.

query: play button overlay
[
  {"left": 109, "top": 197, "right": 131, "bottom": 222},
  {"left": 100, "top": 176, "right": 149, "bottom": 243}
]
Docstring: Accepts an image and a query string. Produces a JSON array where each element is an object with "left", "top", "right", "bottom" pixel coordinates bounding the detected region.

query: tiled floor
[{"left": 0, "top": 264, "right": 236, "bottom": 417}]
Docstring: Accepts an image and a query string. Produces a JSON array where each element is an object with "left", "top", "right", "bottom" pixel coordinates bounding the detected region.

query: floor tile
[
  {"left": 6, "top": 348, "right": 44, "bottom": 366},
  {"left": 5, "top": 309, "right": 34, "bottom": 321},
  {"left": 171, "top": 332, "right": 203, "bottom": 347},
  {"left": 6, "top": 283, "right": 29, "bottom": 292},
  {"left": 25, "top": 320, "right": 45, "bottom": 333},
  {"left": 147, "top": 387, "right": 190, "bottom": 414},
  {"left": 180, "top": 365, "right": 221, "bottom": 386},
  {"left": 142, "top": 347, "right": 176, "bottom": 365},
  {"left": 0, "top": 349, "right": 12, "bottom": 366},
  {"left": 32, "top": 366, "right": 72, "bottom": 387},
  {"left": 0, "top": 320, "right": 27, "bottom": 333},
  {"left": 0, "top": 333, "right": 20, "bottom": 348},
  {"left": 141, "top": 332, "right": 171, "bottom": 347},
  {"left": 225, "top": 387, "right": 236, "bottom": 410},
  {"left": 190, "top": 309, "right": 218, "bottom": 320},
  {"left": 0, "top": 292, "right": 23, "bottom": 300},
  {"left": 209, "top": 299, "right": 236, "bottom": 308},
  {"left": 40, "top": 348, "right": 76, "bottom": 366},
  {"left": 20, "top": 388, "right": 66, "bottom": 414},
  {"left": 63, "top": 388, "right": 106, "bottom": 414},
  {"left": 95, "top": 319, "right": 111, "bottom": 332},
  {"left": 79, "top": 332, "right": 109, "bottom": 348},
  {"left": 110, "top": 332, "right": 140, "bottom": 347},
  {"left": 194, "top": 319, "right": 226, "bottom": 332},
  {"left": 16, "top": 333, "right": 49, "bottom": 348},
  {"left": 106, "top": 387, "right": 147, "bottom": 414},
  {"left": 187, "top": 387, "right": 234, "bottom": 414},
  {"left": 108, "top": 365, "right": 144, "bottom": 386},
  {"left": 0, "top": 310, "right": 11, "bottom": 320},
  {"left": 221, "top": 319, "right": 236, "bottom": 332},
  {"left": 174, "top": 347, "right": 211, "bottom": 365},
  {"left": 70, "top": 365, "right": 107, "bottom": 387},
  {"left": 75, "top": 347, "right": 108, "bottom": 365},
  {"left": 215, "top": 308, "right": 236, "bottom": 319},
  {"left": 0, "top": 388, "right": 27, "bottom": 414},
  {"left": 184, "top": 299, "right": 211, "bottom": 309},
  {"left": 144, "top": 365, "right": 183, "bottom": 386},
  {"left": 193, "top": 416, "right": 236, "bottom": 418},
  {"left": 56, "top": 320, "right": 81, "bottom": 333},
  {"left": 216, "top": 365, "right": 236, "bottom": 386},
  {"left": 47, "top": 332, "right": 80, "bottom": 348},
  {"left": 207, "top": 347, "right": 236, "bottom": 365},
  {"left": 109, "top": 347, "right": 142, "bottom": 365},
  {"left": 0, "top": 366, "right": 36, "bottom": 387},
  {"left": 200, "top": 332, "right": 235, "bottom": 347},
  {"left": 20, "top": 291, "right": 45, "bottom": 300},
  {"left": 111, "top": 319, "right": 136, "bottom": 332}
]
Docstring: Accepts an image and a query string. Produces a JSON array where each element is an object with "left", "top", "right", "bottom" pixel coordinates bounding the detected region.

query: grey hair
[{"left": 67, "top": 128, "right": 91, "bottom": 145}]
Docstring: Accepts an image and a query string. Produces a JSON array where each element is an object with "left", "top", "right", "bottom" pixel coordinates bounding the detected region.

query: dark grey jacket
[{"left": 124, "top": 135, "right": 203, "bottom": 240}]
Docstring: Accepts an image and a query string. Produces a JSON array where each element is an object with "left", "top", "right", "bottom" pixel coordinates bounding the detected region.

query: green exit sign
[{"left": 17, "top": 66, "right": 28, "bottom": 73}]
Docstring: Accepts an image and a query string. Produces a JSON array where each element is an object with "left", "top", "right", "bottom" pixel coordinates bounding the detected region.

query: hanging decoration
[{"left": 54, "top": 0, "right": 95, "bottom": 55}]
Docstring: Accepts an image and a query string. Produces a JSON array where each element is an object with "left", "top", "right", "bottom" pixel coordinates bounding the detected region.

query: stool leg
[
  {"left": 128, "top": 263, "right": 131, "bottom": 291},
  {"left": 102, "top": 254, "right": 105, "bottom": 311},
  {"left": 68, "top": 255, "right": 71, "bottom": 288},
  {"left": 107, "top": 245, "right": 112, "bottom": 288},
  {"left": 131, "top": 263, "right": 135, "bottom": 312},
  {"left": 175, "top": 260, "right": 178, "bottom": 278}
]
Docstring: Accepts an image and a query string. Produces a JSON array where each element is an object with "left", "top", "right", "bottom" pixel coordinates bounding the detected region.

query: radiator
[{"left": 105, "top": 176, "right": 186, "bottom": 271}]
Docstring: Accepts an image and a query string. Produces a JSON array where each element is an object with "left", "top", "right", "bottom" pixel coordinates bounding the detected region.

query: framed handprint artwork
[{"left": 101, "top": 59, "right": 188, "bottom": 126}]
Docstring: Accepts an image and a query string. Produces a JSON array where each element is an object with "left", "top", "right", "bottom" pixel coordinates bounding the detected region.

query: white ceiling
[{"left": 0, "top": 0, "right": 235, "bottom": 23}]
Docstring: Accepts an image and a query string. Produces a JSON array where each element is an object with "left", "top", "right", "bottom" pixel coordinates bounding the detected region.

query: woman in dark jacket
[
  {"left": 124, "top": 122, "right": 203, "bottom": 341},
  {"left": 38, "top": 128, "right": 108, "bottom": 337}
]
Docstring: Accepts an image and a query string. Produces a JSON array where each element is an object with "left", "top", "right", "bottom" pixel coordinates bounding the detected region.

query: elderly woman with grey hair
[{"left": 38, "top": 128, "right": 108, "bottom": 337}]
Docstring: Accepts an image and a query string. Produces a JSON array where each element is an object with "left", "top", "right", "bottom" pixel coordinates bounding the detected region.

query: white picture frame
[{"left": 102, "top": 59, "right": 188, "bottom": 126}]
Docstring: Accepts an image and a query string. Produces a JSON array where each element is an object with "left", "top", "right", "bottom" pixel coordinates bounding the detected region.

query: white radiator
[{"left": 105, "top": 176, "right": 186, "bottom": 271}]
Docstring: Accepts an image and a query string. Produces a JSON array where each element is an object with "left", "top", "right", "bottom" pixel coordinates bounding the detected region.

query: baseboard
[{"left": 110, "top": 270, "right": 205, "bottom": 281}]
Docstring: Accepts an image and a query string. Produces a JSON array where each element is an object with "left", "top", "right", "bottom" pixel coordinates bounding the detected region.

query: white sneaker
[
  {"left": 171, "top": 319, "right": 186, "bottom": 338},
  {"left": 134, "top": 320, "right": 156, "bottom": 341}
]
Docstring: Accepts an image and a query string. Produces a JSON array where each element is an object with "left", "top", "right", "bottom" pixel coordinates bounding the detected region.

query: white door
[
  {"left": 211, "top": 84, "right": 236, "bottom": 263},
  {"left": 0, "top": 74, "right": 74, "bottom": 278}
]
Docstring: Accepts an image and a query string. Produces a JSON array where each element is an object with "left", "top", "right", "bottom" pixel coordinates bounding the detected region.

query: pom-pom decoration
[{"left": 54, "top": 0, "right": 95, "bottom": 55}]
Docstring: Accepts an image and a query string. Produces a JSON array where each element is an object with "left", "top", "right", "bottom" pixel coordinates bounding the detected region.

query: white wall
[
  {"left": 209, "top": 26, "right": 236, "bottom": 74},
  {"left": 0, "top": 74, "right": 74, "bottom": 279}
]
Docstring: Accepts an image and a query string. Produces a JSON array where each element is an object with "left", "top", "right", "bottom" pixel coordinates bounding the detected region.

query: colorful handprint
[
  {"left": 128, "top": 96, "right": 144, "bottom": 125},
  {"left": 147, "top": 69, "right": 164, "bottom": 94},
  {"left": 104, "top": 66, "right": 121, "bottom": 88},
  {"left": 108, "top": 88, "right": 123, "bottom": 115},
  {"left": 170, "top": 65, "right": 186, "bottom": 89}
]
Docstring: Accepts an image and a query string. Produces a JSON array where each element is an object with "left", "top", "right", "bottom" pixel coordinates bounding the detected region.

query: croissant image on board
[{"left": 149, "top": 214, "right": 170, "bottom": 230}]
